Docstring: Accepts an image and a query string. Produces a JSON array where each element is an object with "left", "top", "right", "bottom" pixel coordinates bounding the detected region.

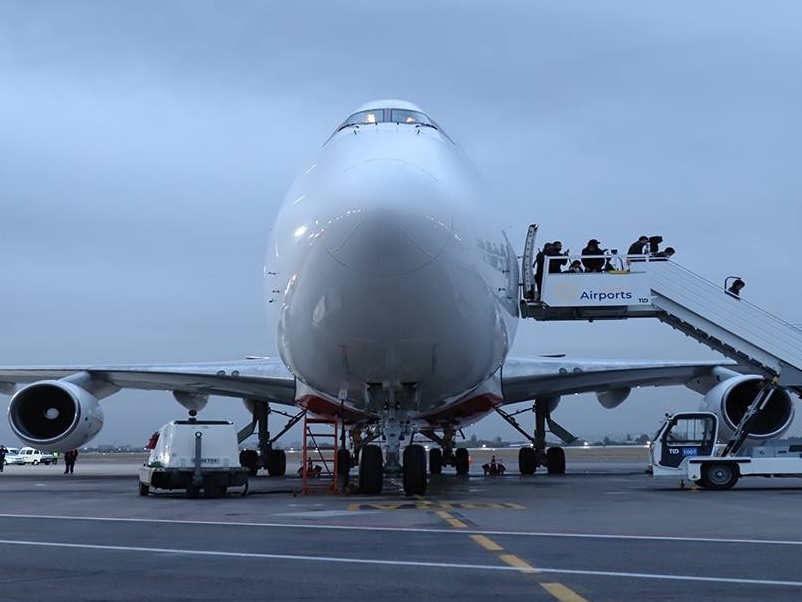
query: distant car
[
  {"left": 2, "top": 447, "right": 20, "bottom": 465},
  {"left": 16, "top": 447, "right": 55, "bottom": 465}
]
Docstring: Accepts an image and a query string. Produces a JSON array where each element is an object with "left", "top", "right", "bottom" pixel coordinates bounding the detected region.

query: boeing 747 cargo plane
[{"left": 1, "top": 100, "right": 793, "bottom": 495}]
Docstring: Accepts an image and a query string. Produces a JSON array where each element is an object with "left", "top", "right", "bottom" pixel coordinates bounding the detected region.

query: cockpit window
[
  {"left": 390, "top": 109, "right": 433, "bottom": 125},
  {"left": 336, "top": 108, "right": 438, "bottom": 132},
  {"left": 342, "top": 109, "right": 386, "bottom": 127}
]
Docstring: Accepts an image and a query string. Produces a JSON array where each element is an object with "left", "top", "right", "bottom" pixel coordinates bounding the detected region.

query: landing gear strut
[
  {"left": 495, "top": 398, "right": 575, "bottom": 475},
  {"left": 238, "top": 400, "right": 306, "bottom": 476}
]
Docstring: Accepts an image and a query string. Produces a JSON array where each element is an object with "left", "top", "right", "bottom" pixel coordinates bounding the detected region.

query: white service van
[
  {"left": 16, "top": 447, "right": 55, "bottom": 465},
  {"left": 138, "top": 418, "right": 249, "bottom": 498}
]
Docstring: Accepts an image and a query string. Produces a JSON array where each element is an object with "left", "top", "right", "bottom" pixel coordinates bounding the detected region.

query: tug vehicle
[
  {"left": 650, "top": 409, "right": 802, "bottom": 490},
  {"left": 138, "top": 414, "right": 249, "bottom": 498}
]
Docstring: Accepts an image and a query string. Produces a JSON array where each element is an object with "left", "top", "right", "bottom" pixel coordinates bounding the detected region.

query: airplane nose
[{"left": 321, "top": 160, "right": 454, "bottom": 276}]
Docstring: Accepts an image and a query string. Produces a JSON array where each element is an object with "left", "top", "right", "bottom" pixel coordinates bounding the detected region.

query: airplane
[{"left": 0, "top": 99, "right": 795, "bottom": 495}]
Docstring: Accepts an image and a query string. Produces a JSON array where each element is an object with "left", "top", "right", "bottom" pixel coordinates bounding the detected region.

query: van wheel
[
  {"left": 187, "top": 485, "right": 201, "bottom": 499},
  {"left": 32, "top": 460, "right": 39, "bottom": 465},
  {"left": 702, "top": 463, "right": 739, "bottom": 490},
  {"left": 138, "top": 482, "right": 150, "bottom": 496}
]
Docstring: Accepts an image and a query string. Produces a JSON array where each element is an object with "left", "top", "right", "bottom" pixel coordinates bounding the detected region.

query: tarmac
[{"left": 2, "top": 446, "right": 802, "bottom": 601}]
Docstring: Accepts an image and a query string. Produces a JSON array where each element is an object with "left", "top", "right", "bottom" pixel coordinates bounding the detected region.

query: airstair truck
[
  {"left": 649, "top": 411, "right": 802, "bottom": 490},
  {"left": 138, "top": 416, "right": 249, "bottom": 498}
]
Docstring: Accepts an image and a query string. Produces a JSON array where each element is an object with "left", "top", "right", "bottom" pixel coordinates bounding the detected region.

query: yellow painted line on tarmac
[
  {"left": 499, "top": 553, "right": 537, "bottom": 572},
  {"left": 540, "top": 582, "right": 590, "bottom": 602},
  {"left": 434, "top": 510, "right": 467, "bottom": 529},
  {"left": 469, "top": 534, "right": 503, "bottom": 551}
]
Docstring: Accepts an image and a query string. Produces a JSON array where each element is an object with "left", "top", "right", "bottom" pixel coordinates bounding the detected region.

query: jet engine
[
  {"left": 8, "top": 380, "right": 104, "bottom": 450},
  {"left": 701, "top": 375, "right": 794, "bottom": 441}
]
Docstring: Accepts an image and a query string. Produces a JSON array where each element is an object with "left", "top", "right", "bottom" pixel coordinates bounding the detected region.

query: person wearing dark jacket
[
  {"left": 63, "top": 449, "right": 78, "bottom": 474},
  {"left": 546, "top": 241, "right": 568, "bottom": 274},
  {"left": 727, "top": 278, "right": 745, "bottom": 298},
  {"left": 533, "top": 242, "right": 553, "bottom": 297},
  {"left": 627, "top": 235, "right": 649, "bottom": 256},
  {"left": 581, "top": 239, "right": 605, "bottom": 272},
  {"left": 651, "top": 247, "right": 675, "bottom": 260}
]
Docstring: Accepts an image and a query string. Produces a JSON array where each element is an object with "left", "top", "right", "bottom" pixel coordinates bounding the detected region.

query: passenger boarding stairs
[
  {"left": 519, "top": 225, "right": 802, "bottom": 391},
  {"left": 646, "top": 261, "right": 802, "bottom": 389}
]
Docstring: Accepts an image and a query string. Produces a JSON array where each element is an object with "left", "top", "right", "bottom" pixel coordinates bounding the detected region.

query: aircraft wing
[
  {"left": 0, "top": 359, "right": 297, "bottom": 405},
  {"left": 500, "top": 356, "right": 741, "bottom": 403}
]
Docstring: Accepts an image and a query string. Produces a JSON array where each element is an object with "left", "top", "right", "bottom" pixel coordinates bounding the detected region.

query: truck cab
[{"left": 650, "top": 412, "right": 718, "bottom": 473}]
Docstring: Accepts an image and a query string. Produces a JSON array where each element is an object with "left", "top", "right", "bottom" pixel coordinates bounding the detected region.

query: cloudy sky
[{"left": 1, "top": 1, "right": 801, "bottom": 446}]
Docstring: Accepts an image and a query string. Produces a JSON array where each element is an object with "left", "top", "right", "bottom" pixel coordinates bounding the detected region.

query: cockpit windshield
[{"left": 337, "top": 108, "right": 437, "bottom": 131}]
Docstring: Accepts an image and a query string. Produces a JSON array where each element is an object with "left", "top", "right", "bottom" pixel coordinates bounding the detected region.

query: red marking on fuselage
[
  {"left": 295, "top": 394, "right": 373, "bottom": 422},
  {"left": 420, "top": 393, "right": 504, "bottom": 425},
  {"left": 295, "top": 392, "right": 503, "bottom": 428}
]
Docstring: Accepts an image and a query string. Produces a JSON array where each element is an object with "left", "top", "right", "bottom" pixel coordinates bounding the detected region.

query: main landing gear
[
  {"left": 238, "top": 400, "right": 306, "bottom": 477},
  {"left": 495, "top": 398, "right": 575, "bottom": 475},
  {"left": 419, "top": 425, "right": 470, "bottom": 476}
]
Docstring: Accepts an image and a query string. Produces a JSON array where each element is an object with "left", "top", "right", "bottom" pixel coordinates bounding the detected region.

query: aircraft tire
[
  {"left": 546, "top": 447, "right": 566, "bottom": 475},
  {"left": 403, "top": 444, "right": 427, "bottom": 495},
  {"left": 267, "top": 449, "right": 287, "bottom": 476},
  {"left": 336, "top": 449, "right": 351, "bottom": 476},
  {"left": 337, "top": 449, "right": 351, "bottom": 491},
  {"left": 359, "top": 444, "right": 383, "bottom": 494},
  {"left": 518, "top": 447, "right": 536, "bottom": 475},
  {"left": 429, "top": 448, "right": 443, "bottom": 474},
  {"left": 455, "top": 447, "right": 470, "bottom": 475}
]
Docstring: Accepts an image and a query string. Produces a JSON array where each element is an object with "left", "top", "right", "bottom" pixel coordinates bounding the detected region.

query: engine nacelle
[
  {"left": 8, "top": 380, "right": 104, "bottom": 451},
  {"left": 596, "top": 388, "right": 631, "bottom": 409},
  {"left": 701, "top": 375, "right": 794, "bottom": 442}
]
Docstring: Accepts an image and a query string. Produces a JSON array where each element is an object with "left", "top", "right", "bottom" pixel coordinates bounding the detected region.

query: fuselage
[{"left": 266, "top": 101, "right": 519, "bottom": 424}]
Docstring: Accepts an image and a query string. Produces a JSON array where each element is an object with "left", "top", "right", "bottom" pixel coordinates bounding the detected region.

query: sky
[{"left": 1, "top": 1, "right": 802, "bottom": 447}]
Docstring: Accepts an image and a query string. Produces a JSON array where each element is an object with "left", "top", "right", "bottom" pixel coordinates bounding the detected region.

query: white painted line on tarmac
[
  {"left": 0, "top": 538, "right": 800, "bottom": 588},
  {"left": 274, "top": 510, "right": 380, "bottom": 518},
  {"left": 1, "top": 512, "right": 801, "bottom": 548},
  {"left": 0, "top": 538, "right": 533, "bottom": 573}
]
